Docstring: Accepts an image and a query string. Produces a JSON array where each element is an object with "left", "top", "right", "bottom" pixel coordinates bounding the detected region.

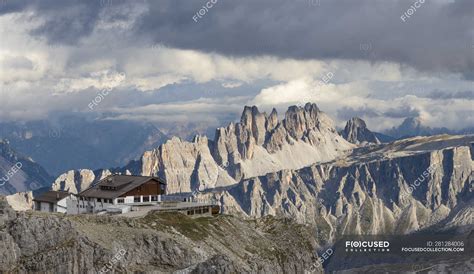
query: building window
[
  {"left": 151, "top": 196, "right": 158, "bottom": 202},
  {"left": 97, "top": 198, "right": 102, "bottom": 203},
  {"left": 134, "top": 196, "right": 141, "bottom": 203},
  {"left": 143, "top": 196, "right": 150, "bottom": 202},
  {"left": 117, "top": 198, "right": 124, "bottom": 204}
]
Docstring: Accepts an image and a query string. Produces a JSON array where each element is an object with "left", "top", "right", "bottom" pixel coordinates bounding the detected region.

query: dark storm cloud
[
  {"left": 135, "top": 0, "right": 474, "bottom": 78},
  {"left": 2, "top": 0, "right": 473, "bottom": 77},
  {"left": 383, "top": 106, "right": 421, "bottom": 118},
  {"left": 336, "top": 106, "right": 380, "bottom": 121},
  {"left": 0, "top": 0, "right": 103, "bottom": 44}
]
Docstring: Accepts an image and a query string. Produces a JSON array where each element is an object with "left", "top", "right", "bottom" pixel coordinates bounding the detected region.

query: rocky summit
[
  {"left": 341, "top": 117, "right": 380, "bottom": 145},
  {"left": 52, "top": 103, "right": 353, "bottom": 194}
]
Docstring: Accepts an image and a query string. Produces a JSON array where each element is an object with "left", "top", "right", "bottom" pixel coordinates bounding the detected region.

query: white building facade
[
  {"left": 68, "top": 194, "right": 163, "bottom": 214},
  {"left": 33, "top": 191, "right": 75, "bottom": 214},
  {"left": 74, "top": 175, "right": 167, "bottom": 214}
]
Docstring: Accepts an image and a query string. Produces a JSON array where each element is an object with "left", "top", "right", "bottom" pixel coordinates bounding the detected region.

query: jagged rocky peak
[
  {"left": 284, "top": 103, "right": 322, "bottom": 139},
  {"left": 341, "top": 117, "right": 380, "bottom": 145},
  {"left": 212, "top": 134, "right": 474, "bottom": 236},
  {"left": 384, "top": 116, "right": 452, "bottom": 138},
  {"left": 402, "top": 116, "right": 423, "bottom": 127},
  {"left": 239, "top": 105, "right": 267, "bottom": 146},
  {"left": 53, "top": 103, "right": 353, "bottom": 195},
  {"left": 214, "top": 102, "right": 346, "bottom": 161},
  {"left": 266, "top": 108, "right": 279, "bottom": 131}
]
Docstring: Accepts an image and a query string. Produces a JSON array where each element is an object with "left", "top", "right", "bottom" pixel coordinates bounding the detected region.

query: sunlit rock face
[
  {"left": 213, "top": 135, "right": 474, "bottom": 238},
  {"left": 49, "top": 105, "right": 473, "bottom": 241},
  {"left": 53, "top": 103, "right": 353, "bottom": 194}
]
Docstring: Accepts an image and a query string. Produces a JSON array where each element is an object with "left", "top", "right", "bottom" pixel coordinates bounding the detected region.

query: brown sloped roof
[
  {"left": 79, "top": 175, "right": 166, "bottom": 199},
  {"left": 33, "top": 191, "right": 71, "bottom": 203}
]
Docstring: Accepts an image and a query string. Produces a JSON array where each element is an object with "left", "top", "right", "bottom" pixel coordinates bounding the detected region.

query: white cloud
[
  {"left": 252, "top": 77, "right": 474, "bottom": 131},
  {"left": 0, "top": 8, "right": 472, "bottom": 133},
  {"left": 106, "top": 97, "right": 246, "bottom": 125}
]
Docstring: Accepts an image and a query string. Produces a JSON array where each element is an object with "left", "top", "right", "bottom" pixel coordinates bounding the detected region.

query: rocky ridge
[
  {"left": 52, "top": 103, "right": 353, "bottom": 194},
  {"left": 0, "top": 196, "right": 320, "bottom": 273},
  {"left": 0, "top": 118, "right": 169, "bottom": 175},
  {"left": 384, "top": 116, "right": 474, "bottom": 139},
  {"left": 204, "top": 134, "right": 474, "bottom": 241}
]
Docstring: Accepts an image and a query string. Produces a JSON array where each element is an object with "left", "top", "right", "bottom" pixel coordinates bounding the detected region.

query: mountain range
[
  {"left": 0, "top": 140, "right": 52, "bottom": 195},
  {"left": 1, "top": 103, "right": 473, "bottom": 272},
  {"left": 385, "top": 116, "right": 474, "bottom": 139},
  {"left": 48, "top": 103, "right": 473, "bottom": 236},
  {"left": 0, "top": 117, "right": 168, "bottom": 175},
  {"left": 51, "top": 103, "right": 354, "bottom": 194}
]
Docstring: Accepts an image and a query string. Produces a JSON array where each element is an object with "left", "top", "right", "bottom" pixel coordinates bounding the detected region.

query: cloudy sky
[{"left": 0, "top": 0, "right": 473, "bottom": 132}]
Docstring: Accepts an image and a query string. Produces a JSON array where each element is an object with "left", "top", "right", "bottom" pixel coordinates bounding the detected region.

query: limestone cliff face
[
  {"left": 6, "top": 191, "right": 33, "bottom": 211},
  {"left": 51, "top": 169, "right": 111, "bottom": 194},
  {"left": 212, "top": 103, "right": 352, "bottom": 182},
  {"left": 53, "top": 103, "right": 352, "bottom": 194},
  {"left": 211, "top": 135, "right": 474, "bottom": 241},
  {"left": 139, "top": 136, "right": 236, "bottom": 193}
]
